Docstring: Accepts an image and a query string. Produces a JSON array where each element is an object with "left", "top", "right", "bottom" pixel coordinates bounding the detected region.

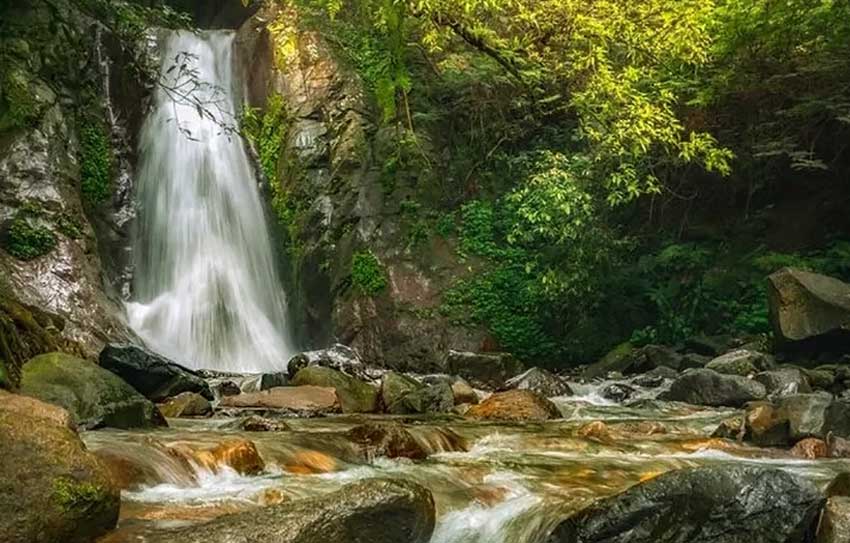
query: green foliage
[
  {"left": 78, "top": 120, "right": 112, "bottom": 207},
  {"left": 351, "top": 250, "right": 388, "bottom": 295},
  {"left": 2, "top": 213, "right": 57, "bottom": 261},
  {"left": 242, "top": 94, "right": 288, "bottom": 184},
  {"left": 0, "top": 68, "right": 42, "bottom": 131}
]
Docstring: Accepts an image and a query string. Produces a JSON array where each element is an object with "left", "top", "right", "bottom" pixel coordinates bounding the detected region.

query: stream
[{"left": 87, "top": 386, "right": 850, "bottom": 542}]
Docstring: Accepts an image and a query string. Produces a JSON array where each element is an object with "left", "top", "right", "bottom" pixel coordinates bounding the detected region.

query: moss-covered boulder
[
  {"left": 0, "top": 288, "right": 64, "bottom": 390},
  {"left": 292, "top": 366, "right": 379, "bottom": 413},
  {"left": 380, "top": 371, "right": 422, "bottom": 413},
  {"left": 0, "top": 391, "right": 119, "bottom": 543},
  {"left": 20, "top": 352, "right": 165, "bottom": 429}
]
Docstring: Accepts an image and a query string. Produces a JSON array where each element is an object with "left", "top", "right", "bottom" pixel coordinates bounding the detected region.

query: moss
[
  {"left": 55, "top": 214, "right": 83, "bottom": 239},
  {"left": 53, "top": 478, "right": 107, "bottom": 514},
  {"left": 351, "top": 250, "right": 388, "bottom": 296},
  {"left": 78, "top": 121, "right": 112, "bottom": 207},
  {"left": 2, "top": 213, "right": 57, "bottom": 260},
  {"left": 0, "top": 68, "right": 41, "bottom": 131}
]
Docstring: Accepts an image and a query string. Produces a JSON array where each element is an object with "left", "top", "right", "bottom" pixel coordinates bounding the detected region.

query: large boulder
[
  {"left": 380, "top": 371, "right": 423, "bottom": 414},
  {"left": 705, "top": 349, "right": 774, "bottom": 376},
  {"left": 20, "top": 352, "right": 165, "bottom": 429},
  {"left": 218, "top": 386, "right": 341, "bottom": 414},
  {"left": 781, "top": 393, "right": 832, "bottom": 440},
  {"left": 754, "top": 368, "right": 812, "bottom": 397},
  {"left": 825, "top": 399, "right": 850, "bottom": 439},
  {"left": 662, "top": 368, "right": 766, "bottom": 407},
  {"left": 466, "top": 389, "right": 561, "bottom": 421},
  {"left": 291, "top": 366, "right": 379, "bottom": 413},
  {"left": 768, "top": 268, "right": 850, "bottom": 353},
  {"left": 400, "top": 382, "right": 454, "bottom": 414},
  {"left": 0, "top": 391, "right": 120, "bottom": 543},
  {"left": 583, "top": 344, "right": 683, "bottom": 381},
  {"left": 443, "top": 350, "right": 524, "bottom": 390},
  {"left": 286, "top": 344, "right": 370, "bottom": 381},
  {"left": 99, "top": 343, "right": 212, "bottom": 401},
  {"left": 547, "top": 466, "right": 824, "bottom": 543},
  {"left": 819, "top": 496, "right": 850, "bottom": 543},
  {"left": 144, "top": 478, "right": 435, "bottom": 543},
  {"left": 743, "top": 401, "right": 790, "bottom": 446},
  {"left": 504, "top": 367, "right": 572, "bottom": 397}
]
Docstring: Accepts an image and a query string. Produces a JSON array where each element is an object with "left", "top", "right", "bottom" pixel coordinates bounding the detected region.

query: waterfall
[{"left": 127, "top": 30, "right": 295, "bottom": 373}]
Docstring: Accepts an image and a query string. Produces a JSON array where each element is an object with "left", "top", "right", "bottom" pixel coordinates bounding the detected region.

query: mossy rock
[
  {"left": 292, "top": 366, "right": 379, "bottom": 413},
  {"left": 0, "top": 391, "right": 119, "bottom": 542},
  {"left": 20, "top": 352, "right": 166, "bottom": 429},
  {"left": 380, "top": 371, "right": 423, "bottom": 414},
  {"left": 1, "top": 213, "right": 57, "bottom": 261},
  {"left": 582, "top": 342, "right": 635, "bottom": 380},
  {"left": 0, "top": 289, "right": 63, "bottom": 390}
]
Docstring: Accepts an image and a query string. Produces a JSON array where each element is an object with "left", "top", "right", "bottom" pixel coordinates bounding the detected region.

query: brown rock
[
  {"left": 818, "top": 496, "right": 850, "bottom": 543},
  {"left": 578, "top": 421, "right": 612, "bottom": 442},
  {"left": 159, "top": 392, "right": 212, "bottom": 418},
  {"left": 744, "top": 401, "right": 790, "bottom": 446},
  {"left": 466, "top": 390, "right": 561, "bottom": 421},
  {"left": 170, "top": 439, "right": 265, "bottom": 476},
  {"left": 228, "top": 415, "right": 291, "bottom": 432},
  {"left": 791, "top": 438, "right": 828, "bottom": 459},
  {"left": 219, "top": 386, "right": 340, "bottom": 413},
  {"left": 451, "top": 379, "right": 479, "bottom": 405}
]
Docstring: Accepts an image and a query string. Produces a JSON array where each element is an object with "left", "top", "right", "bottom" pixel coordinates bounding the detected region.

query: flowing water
[
  {"left": 126, "top": 30, "right": 294, "bottom": 373},
  {"left": 87, "top": 384, "right": 850, "bottom": 543}
]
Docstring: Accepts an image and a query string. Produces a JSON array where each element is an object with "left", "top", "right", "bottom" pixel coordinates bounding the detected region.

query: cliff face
[{"left": 235, "top": 5, "right": 487, "bottom": 371}]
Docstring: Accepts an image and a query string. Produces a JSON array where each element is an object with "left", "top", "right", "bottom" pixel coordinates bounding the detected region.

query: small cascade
[{"left": 127, "top": 30, "right": 295, "bottom": 373}]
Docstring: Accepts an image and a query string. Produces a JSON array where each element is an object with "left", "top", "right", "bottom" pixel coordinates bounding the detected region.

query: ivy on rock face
[
  {"left": 2, "top": 214, "right": 57, "bottom": 261},
  {"left": 351, "top": 251, "right": 388, "bottom": 296},
  {"left": 79, "top": 121, "right": 112, "bottom": 208}
]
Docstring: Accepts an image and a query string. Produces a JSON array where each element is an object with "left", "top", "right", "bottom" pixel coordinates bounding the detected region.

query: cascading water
[{"left": 127, "top": 30, "right": 295, "bottom": 373}]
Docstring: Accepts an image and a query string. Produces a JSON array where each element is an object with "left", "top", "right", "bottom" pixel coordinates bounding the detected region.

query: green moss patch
[
  {"left": 78, "top": 121, "right": 112, "bottom": 207},
  {"left": 351, "top": 250, "right": 388, "bottom": 296},
  {"left": 2, "top": 213, "right": 57, "bottom": 260},
  {"left": 53, "top": 478, "right": 107, "bottom": 514}
]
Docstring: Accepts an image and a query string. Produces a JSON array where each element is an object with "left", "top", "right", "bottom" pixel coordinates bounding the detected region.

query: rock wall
[{"left": 235, "top": 5, "right": 487, "bottom": 371}]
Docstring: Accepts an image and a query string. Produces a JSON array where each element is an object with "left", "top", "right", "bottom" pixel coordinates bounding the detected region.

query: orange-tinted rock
[
  {"left": 218, "top": 386, "right": 340, "bottom": 413},
  {"left": 791, "top": 438, "right": 828, "bottom": 459},
  {"left": 348, "top": 422, "right": 430, "bottom": 460},
  {"left": 283, "top": 451, "right": 338, "bottom": 474},
  {"left": 170, "top": 439, "right": 265, "bottom": 475},
  {"left": 578, "top": 421, "right": 612, "bottom": 442},
  {"left": 465, "top": 390, "right": 560, "bottom": 421},
  {"left": 95, "top": 450, "right": 164, "bottom": 490},
  {"left": 0, "top": 389, "right": 74, "bottom": 429},
  {"left": 451, "top": 380, "right": 479, "bottom": 405}
]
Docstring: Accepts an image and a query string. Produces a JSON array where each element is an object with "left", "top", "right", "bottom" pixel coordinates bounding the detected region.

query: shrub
[{"left": 351, "top": 250, "right": 388, "bottom": 295}]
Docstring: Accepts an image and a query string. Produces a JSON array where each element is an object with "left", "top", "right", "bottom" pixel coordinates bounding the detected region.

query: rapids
[
  {"left": 87, "top": 389, "right": 850, "bottom": 543},
  {"left": 126, "top": 30, "right": 295, "bottom": 373}
]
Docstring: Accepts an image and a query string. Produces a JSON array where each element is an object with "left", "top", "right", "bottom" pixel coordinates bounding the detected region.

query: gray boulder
[
  {"left": 780, "top": 393, "right": 832, "bottom": 440},
  {"left": 158, "top": 392, "right": 212, "bottom": 418},
  {"left": 21, "top": 352, "right": 165, "bottom": 429},
  {"left": 287, "top": 344, "right": 370, "bottom": 381},
  {"left": 504, "top": 367, "right": 572, "bottom": 397},
  {"left": 443, "top": 350, "right": 524, "bottom": 390},
  {"left": 662, "top": 368, "right": 766, "bottom": 407},
  {"left": 547, "top": 466, "right": 824, "bottom": 543},
  {"left": 768, "top": 268, "right": 850, "bottom": 353},
  {"left": 99, "top": 344, "right": 212, "bottom": 401},
  {"left": 144, "top": 478, "right": 435, "bottom": 543},
  {"left": 380, "top": 372, "right": 423, "bottom": 414},
  {"left": 754, "top": 368, "right": 812, "bottom": 397},
  {"left": 705, "top": 349, "right": 774, "bottom": 376},
  {"left": 401, "top": 382, "right": 455, "bottom": 414},
  {"left": 825, "top": 399, "right": 850, "bottom": 439}
]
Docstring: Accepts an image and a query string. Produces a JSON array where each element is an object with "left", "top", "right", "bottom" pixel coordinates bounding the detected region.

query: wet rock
[
  {"left": 680, "top": 353, "right": 711, "bottom": 370},
  {"left": 600, "top": 383, "right": 636, "bottom": 402},
  {"left": 291, "top": 366, "right": 379, "bottom": 413},
  {"left": 20, "top": 352, "right": 165, "bottom": 429},
  {"left": 780, "top": 393, "right": 831, "bottom": 440},
  {"left": 348, "top": 422, "right": 466, "bottom": 460},
  {"left": 791, "top": 437, "right": 828, "bottom": 459},
  {"left": 585, "top": 344, "right": 684, "bottom": 380},
  {"left": 631, "top": 366, "right": 678, "bottom": 387},
  {"left": 144, "top": 478, "right": 435, "bottom": 543},
  {"left": 451, "top": 378, "right": 479, "bottom": 405},
  {"left": 768, "top": 268, "right": 850, "bottom": 354},
  {"left": 0, "top": 391, "right": 119, "bottom": 543},
  {"left": 754, "top": 368, "right": 812, "bottom": 397},
  {"left": 503, "top": 367, "right": 572, "bottom": 397},
  {"left": 825, "top": 399, "right": 850, "bottom": 439},
  {"left": 818, "top": 496, "right": 850, "bottom": 543},
  {"left": 218, "top": 385, "right": 341, "bottom": 414},
  {"left": 99, "top": 343, "right": 212, "bottom": 401},
  {"left": 401, "top": 382, "right": 454, "bottom": 414},
  {"left": 804, "top": 367, "right": 836, "bottom": 390},
  {"left": 547, "top": 466, "right": 824, "bottom": 543},
  {"left": 159, "top": 392, "right": 212, "bottom": 418},
  {"left": 286, "top": 344, "right": 370, "bottom": 381},
  {"left": 705, "top": 349, "right": 774, "bottom": 376},
  {"left": 828, "top": 435, "right": 850, "bottom": 459},
  {"left": 225, "top": 415, "right": 291, "bottom": 432},
  {"left": 443, "top": 350, "right": 524, "bottom": 390},
  {"left": 283, "top": 450, "right": 339, "bottom": 474},
  {"left": 259, "top": 372, "right": 289, "bottom": 390},
  {"left": 583, "top": 342, "right": 635, "bottom": 380},
  {"left": 215, "top": 380, "right": 241, "bottom": 397},
  {"left": 662, "top": 368, "right": 766, "bottom": 407},
  {"left": 577, "top": 421, "right": 612, "bottom": 442},
  {"left": 380, "top": 371, "right": 422, "bottom": 413},
  {"left": 466, "top": 389, "right": 561, "bottom": 421},
  {"left": 712, "top": 416, "right": 745, "bottom": 441},
  {"left": 744, "top": 401, "right": 790, "bottom": 446},
  {"left": 170, "top": 439, "right": 265, "bottom": 476}
]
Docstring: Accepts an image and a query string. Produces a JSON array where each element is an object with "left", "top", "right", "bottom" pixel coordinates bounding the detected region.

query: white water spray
[{"left": 127, "top": 30, "right": 295, "bottom": 373}]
